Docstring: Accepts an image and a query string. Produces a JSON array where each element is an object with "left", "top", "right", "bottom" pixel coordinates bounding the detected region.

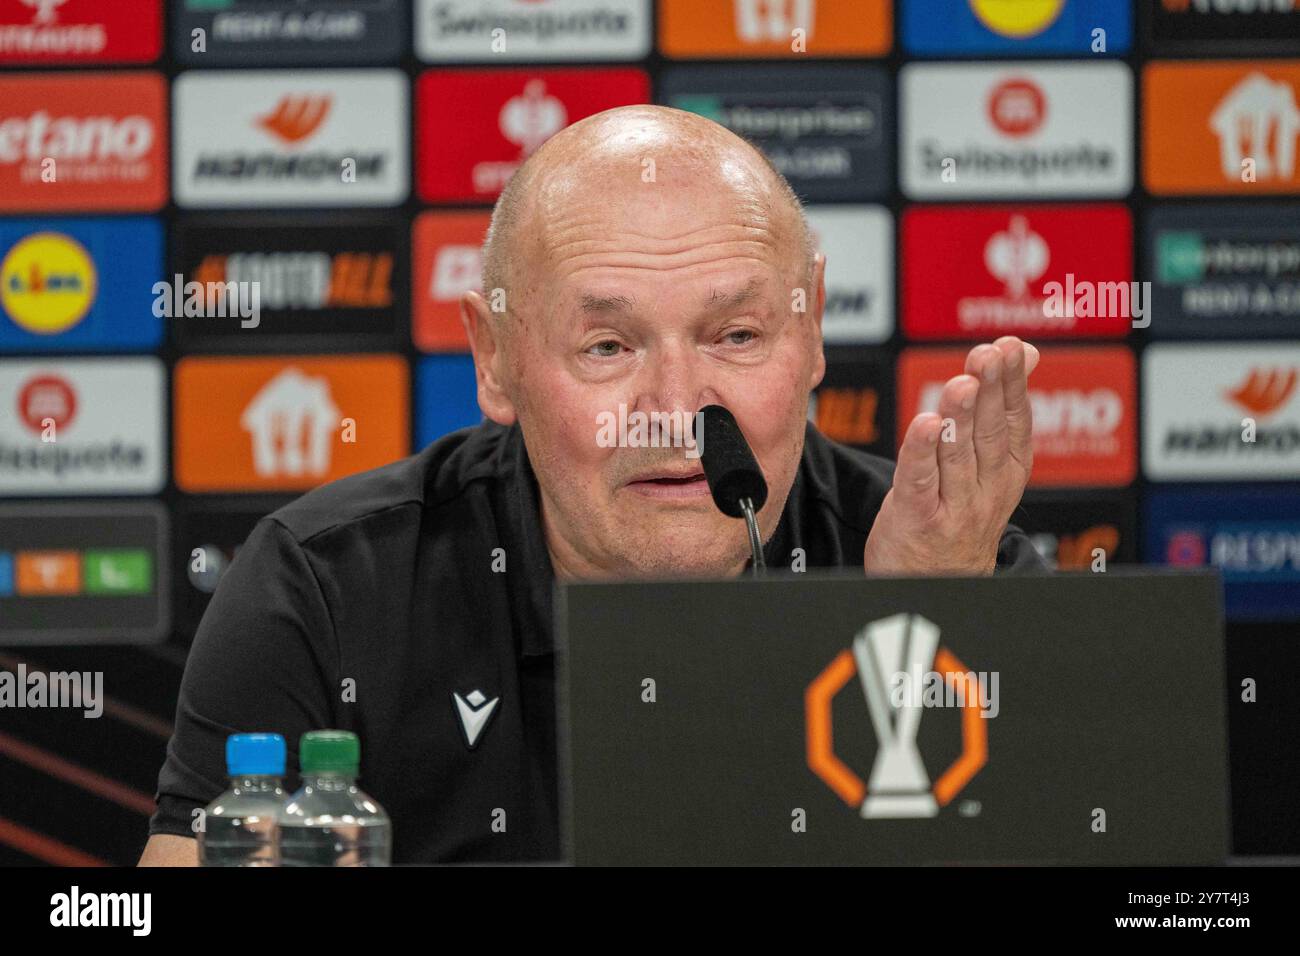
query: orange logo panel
[
  {"left": 0, "top": 72, "right": 168, "bottom": 212},
  {"left": 1144, "top": 61, "right": 1300, "bottom": 195},
  {"left": 659, "top": 0, "right": 891, "bottom": 58},
  {"left": 174, "top": 355, "right": 409, "bottom": 493},
  {"left": 897, "top": 346, "right": 1136, "bottom": 488},
  {"left": 16, "top": 551, "right": 81, "bottom": 596},
  {"left": 412, "top": 210, "right": 490, "bottom": 353}
]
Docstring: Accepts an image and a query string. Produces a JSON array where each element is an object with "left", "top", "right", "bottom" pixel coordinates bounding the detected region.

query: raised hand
[{"left": 864, "top": 336, "right": 1039, "bottom": 575}]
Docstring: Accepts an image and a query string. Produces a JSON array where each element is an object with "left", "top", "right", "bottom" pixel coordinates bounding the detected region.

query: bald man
[{"left": 141, "top": 106, "right": 1044, "bottom": 866}]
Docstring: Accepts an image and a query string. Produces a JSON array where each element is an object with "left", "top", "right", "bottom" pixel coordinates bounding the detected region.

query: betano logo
[
  {"left": 256, "top": 95, "right": 332, "bottom": 145},
  {"left": 970, "top": 0, "right": 1065, "bottom": 38},
  {"left": 1225, "top": 368, "right": 1298, "bottom": 417},
  {"left": 0, "top": 232, "right": 95, "bottom": 335},
  {"left": 0, "top": 72, "right": 166, "bottom": 211},
  {"left": 806, "top": 614, "right": 987, "bottom": 818}
]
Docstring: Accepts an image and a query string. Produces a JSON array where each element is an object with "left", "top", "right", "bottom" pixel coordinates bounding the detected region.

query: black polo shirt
[{"left": 150, "top": 420, "right": 1046, "bottom": 862}]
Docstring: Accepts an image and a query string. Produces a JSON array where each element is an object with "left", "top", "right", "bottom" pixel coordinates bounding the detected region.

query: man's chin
[{"left": 608, "top": 519, "right": 752, "bottom": 579}]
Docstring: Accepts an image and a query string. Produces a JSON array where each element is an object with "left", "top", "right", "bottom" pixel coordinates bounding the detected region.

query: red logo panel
[
  {"left": 902, "top": 205, "right": 1132, "bottom": 341},
  {"left": 417, "top": 68, "right": 650, "bottom": 203}
]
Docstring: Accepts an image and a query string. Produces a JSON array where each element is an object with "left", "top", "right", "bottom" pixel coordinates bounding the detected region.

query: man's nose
[{"left": 632, "top": 340, "right": 716, "bottom": 416}]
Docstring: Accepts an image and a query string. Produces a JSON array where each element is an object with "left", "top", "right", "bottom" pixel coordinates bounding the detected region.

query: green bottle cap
[{"left": 299, "top": 730, "right": 360, "bottom": 775}]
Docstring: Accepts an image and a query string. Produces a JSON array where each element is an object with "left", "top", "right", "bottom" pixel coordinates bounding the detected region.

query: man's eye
[
  {"left": 724, "top": 329, "right": 757, "bottom": 345},
  {"left": 586, "top": 340, "right": 623, "bottom": 358}
]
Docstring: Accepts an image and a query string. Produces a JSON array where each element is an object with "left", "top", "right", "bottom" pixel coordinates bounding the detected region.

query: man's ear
[
  {"left": 808, "top": 252, "right": 827, "bottom": 391},
  {"left": 460, "top": 290, "right": 518, "bottom": 426}
]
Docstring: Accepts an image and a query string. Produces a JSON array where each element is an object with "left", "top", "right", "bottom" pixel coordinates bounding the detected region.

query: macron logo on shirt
[{"left": 453, "top": 689, "right": 500, "bottom": 749}]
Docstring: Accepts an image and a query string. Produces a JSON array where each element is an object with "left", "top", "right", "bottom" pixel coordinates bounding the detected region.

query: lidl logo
[
  {"left": 0, "top": 232, "right": 95, "bottom": 335},
  {"left": 969, "top": 0, "right": 1066, "bottom": 38},
  {"left": 903, "top": 0, "right": 1130, "bottom": 55},
  {"left": 0, "top": 218, "right": 162, "bottom": 352}
]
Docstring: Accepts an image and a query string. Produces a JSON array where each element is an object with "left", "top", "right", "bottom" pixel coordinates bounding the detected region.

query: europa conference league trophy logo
[
  {"left": 854, "top": 613, "right": 941, "bottom": 817},
  {"left": 806, "top": 613, "right": 989, "bottom": 819}
]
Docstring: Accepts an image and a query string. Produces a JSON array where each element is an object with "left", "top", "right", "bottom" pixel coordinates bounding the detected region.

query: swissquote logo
[
  {"left": 901, "top": 61, "right": 1132, "bottom": 199},
  {"left": 0, "top": 358, "right": 164, "bottom": 495},
  {"left": 806, "top": 613, "right": 988, "bottom": 818},
  {"left": 174, "top": 70, "right": 408, "bottom": 207},
  {"left": 416, "top": 0, "right": 651, "bottom": 62}
]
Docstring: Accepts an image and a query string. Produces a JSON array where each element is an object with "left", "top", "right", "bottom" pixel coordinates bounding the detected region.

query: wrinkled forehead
[{"left": 526, "top": 155, "right": 797, "bottom": 294}]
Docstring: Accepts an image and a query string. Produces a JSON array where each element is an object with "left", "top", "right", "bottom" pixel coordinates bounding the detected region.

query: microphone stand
[{"left": 739, "top": 496, "right": 765, "bottom": 576}]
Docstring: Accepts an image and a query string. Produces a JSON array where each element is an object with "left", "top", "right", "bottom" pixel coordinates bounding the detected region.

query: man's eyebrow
[
  {"left": 705, "top": 278, "right": 764, "bottom": 308},
  {"left": 579, "top": 293, "right": 637, "bottom": 314}
]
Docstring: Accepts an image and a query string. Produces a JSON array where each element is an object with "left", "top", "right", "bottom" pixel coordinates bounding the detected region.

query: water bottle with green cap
[
  {"left": 279, "top": 730, "right": 392, "bottom": 866},
  {"left": 199, "top": 733, "right": 287, "bottom": 867}
]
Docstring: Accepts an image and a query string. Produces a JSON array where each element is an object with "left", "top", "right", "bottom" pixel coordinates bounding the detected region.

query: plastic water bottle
[
  {"left": 198, "top": 733, "right": 287, "bottom": 867},
  {"left": 279, "top": 730, "right": 391, "bottom": 866}
]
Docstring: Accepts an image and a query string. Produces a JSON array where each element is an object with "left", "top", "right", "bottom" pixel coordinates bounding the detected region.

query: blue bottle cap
[{"left": 226, "top": 733, "right": 286, "bottom": 776}]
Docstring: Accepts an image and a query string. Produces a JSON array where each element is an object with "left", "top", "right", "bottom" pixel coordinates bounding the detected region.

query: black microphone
[{"left": 697, "top": 404, "right": 768, "bottom": 574}]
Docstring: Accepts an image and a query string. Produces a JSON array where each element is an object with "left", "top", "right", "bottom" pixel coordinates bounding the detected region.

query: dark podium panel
[{"left": 557, "top": 571, "right": 1227, "bottom": 865}]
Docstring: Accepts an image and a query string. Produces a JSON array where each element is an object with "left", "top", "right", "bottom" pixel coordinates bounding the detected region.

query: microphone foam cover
[{"left": 698, "top": 404, "right": 768, "bottom": 519}]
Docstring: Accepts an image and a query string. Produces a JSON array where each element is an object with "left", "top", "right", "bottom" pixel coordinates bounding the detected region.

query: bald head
[{"left": 480, "top": 105, "right": 815, "bottom": 302}]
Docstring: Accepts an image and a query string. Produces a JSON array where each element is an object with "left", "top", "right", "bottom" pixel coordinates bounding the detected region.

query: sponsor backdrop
[{"left": 0, "top": 0, "right": 1296, "bottom": 864}]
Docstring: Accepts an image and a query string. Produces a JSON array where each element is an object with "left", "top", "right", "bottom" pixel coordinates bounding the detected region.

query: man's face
[{"left": 494, "top": 169, "right": 825, "bottom": 577}]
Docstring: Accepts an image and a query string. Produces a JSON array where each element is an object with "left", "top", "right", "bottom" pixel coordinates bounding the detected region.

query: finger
[
  {"left": 964, "top": 344, "right": 1010, "bottom": 483},
  {"left": 993, "top": 336, "right": 1035, "bottom": 471},
  {"left": 936, "top": 373, "right": 980, "bottom": 509},
  {"left": 891, "top": 412, "right": 943, "bottom": 516}
]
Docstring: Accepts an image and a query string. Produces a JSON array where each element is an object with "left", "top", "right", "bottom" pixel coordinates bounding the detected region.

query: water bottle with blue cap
[{"left": 198, "top": 732, "right": 287, "bottom": 867}]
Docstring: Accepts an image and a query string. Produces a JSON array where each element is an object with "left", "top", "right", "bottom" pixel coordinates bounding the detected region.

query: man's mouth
[{"left": 624, "top": 468, "right": 711, "bottom": 500}]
